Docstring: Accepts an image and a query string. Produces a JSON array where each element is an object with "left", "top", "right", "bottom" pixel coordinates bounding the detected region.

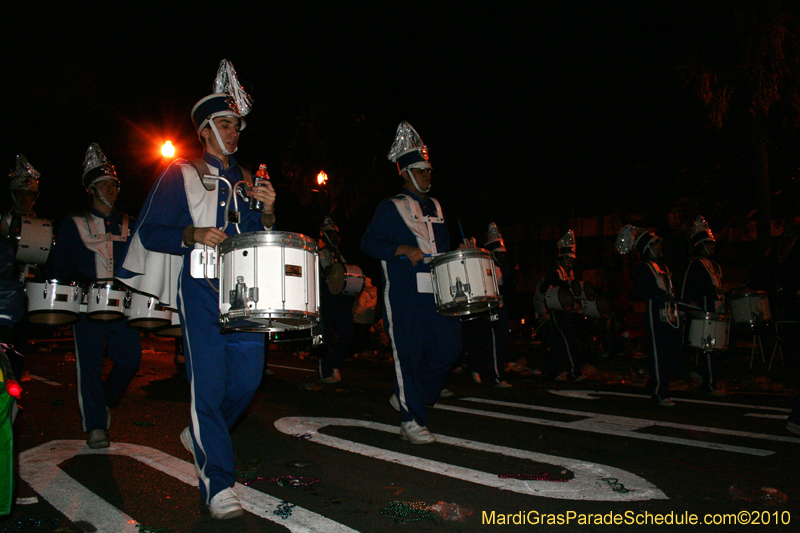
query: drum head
[
  {"left": 326, "top": 263, "right": 346, "bottom": 295},
  {"left": 26, "top": 310, "right": 79, "bottom": 326}
]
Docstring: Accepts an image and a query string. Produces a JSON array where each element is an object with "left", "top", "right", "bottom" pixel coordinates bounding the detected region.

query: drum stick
[
  {"left": 674, "top": 301, "right": 701, "bottom": 310},
  {"left": 457, "top": 219, "right": 469, "bottom": 246}
]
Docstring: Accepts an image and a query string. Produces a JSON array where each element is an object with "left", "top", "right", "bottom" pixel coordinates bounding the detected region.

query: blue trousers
[
  {"left": 546, "top": 311, "right": 582, "bottom": 379},
  {"left": 386, "top": 299, "right": 461, "bottom": 426},
  {"left": 644, "top": 301, "right": 684, "bottom": 401},
  {"left": 178, "top": 275, "right": 264, "bottom": 504},
  {"left": 73, "top": 316, "right": 142, "bottom": 432},
  {"left": 318, "top": 288, "right": 354, "bottom": 378}
]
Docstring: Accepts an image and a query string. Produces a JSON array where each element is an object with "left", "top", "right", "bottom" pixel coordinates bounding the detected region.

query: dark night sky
[{"left": 6, "top": 2, "right": 799, "bottom": 268}]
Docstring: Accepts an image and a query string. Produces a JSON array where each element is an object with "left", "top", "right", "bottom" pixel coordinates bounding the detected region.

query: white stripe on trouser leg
[
  {"left": 73, "top": 326, "right": 87, "bottom": 432},
  {"left": 552, "top": 317, "right": 575, "bottom": 373},
  {"left": 179, "top": 280, "right": 212, "bottom": 504},
  {"left": 490, "top": 328, "right": 500, "bottom": 382},
  {"left": 382, "top": 261, "right": 408, "bottom": 414},
  {"left": 649, "top": 301, "right": 663, "bottom": 400}
]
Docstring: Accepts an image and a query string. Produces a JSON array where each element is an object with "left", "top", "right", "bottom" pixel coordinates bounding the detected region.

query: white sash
[
  {"left": 389, "top": 194, "right": 444, "bottom": 261},
  {"left": 74, "top": 213, "right": 129, "bottom": 279}
]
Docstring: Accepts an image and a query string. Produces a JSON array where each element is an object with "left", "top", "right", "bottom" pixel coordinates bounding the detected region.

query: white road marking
[
  {"left": 274, "top": 416, "right": 667, "bottom": 502},
  {"left": 442, "top": 398, "right": 800, "bottom": 455},
  {"left": 266, "top": 364, "right": 317, "bottom": 373},
  {"left": 548, "top": 390, "right": 791, "bottom": 412},
  {"left": 19, "top": 440, "right": 360, "bottom": 533},
  {"left": 744, "top": 414, "right": 788, "bottom": 419},
  {"left": 23, "top": 374, "right": 62, "bottom": 386}
]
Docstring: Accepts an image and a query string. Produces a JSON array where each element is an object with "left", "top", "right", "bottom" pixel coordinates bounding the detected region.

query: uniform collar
[
  {"left": 90, "top": 207, "right": 115, "bottom": 220},
  {"left": 203, "top": 151, "right": 237, "bottom": 172},
  {"left": 402, "top": 188, "right": 429, "bottom": 205}
]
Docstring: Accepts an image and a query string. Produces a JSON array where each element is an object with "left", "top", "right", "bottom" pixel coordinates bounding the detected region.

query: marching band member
[
  {"left": 616, "top": 225, "right": 683, "bottom": 406},
  {"left": 318, "top": 216, "right": 355, "bottom": 383},
  {"left": 51, "top": 143, "right": 142, "bottom": 448},
  {"left": 536, "top": 230, "right": 585, "bottom": 382},
  {"left": 463, "top": 223, "right": 513, "bottom": 387},
  {"left": 118, "top": 60, "right": 276, "bottom": 519},
  {"left": 361, "top": 121, "right": 461, "bottom": 444},
  {"left": 681, "top": 216, "right": 726, "bottom": 396},
  {"left": 1, "top": 155, "right": 44, "bottom": 378}
]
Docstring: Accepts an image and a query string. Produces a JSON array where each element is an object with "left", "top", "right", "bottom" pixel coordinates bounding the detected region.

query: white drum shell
[
  {"left": 430, "top": 248, "right": 499, "bottom": 317},
  {"left": 219, "top": 231, "right": 320, "bottom": 332},
  {"left": 327, "top": 263, "right": 365, "bottom": 297},
  {"left": 581, "top": 295, "right": 610, "bottom": 318},
  {"left": 688, "top": 312, "right": 730, "bottom": 352},
  {"left": 127, "top": 292, "right": 172, "bottom": 330},
  {"left": 544, "top": 286, "right": 574, "bottom": 312},
  {"left": 25, "top": 280, "right": 83, "bottom": 325},
  {"left": 154, "top": 309, "right": 182, "bottom": 337},
  {"left": 86, "top": 283, "right": 127, "bottom": 322},
  {"left": 15, "top": 216, "right": 54, "bottom": 265},
  {"left": 729, "top": 291, "right": 771, "bottom": 326}
]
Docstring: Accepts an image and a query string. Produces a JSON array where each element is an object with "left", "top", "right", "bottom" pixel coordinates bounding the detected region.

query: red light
[{"left": 6, "top": 380, "right": 22, "bottom": 399}]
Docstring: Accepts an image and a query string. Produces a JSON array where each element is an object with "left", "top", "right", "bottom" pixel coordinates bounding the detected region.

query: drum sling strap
[{"left": 390, "top": 195, "right": 444, "bottom": 259}]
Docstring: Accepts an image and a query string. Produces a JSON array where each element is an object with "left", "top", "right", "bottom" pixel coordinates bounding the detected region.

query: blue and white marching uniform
[
  {"left": 630, "top": 259, "right": 683, "bottom": 402},
  {"left": 117, "top": 152, "right": 269, "bottom": 504},
  {"left": 318, "top": 245, "right": 354, "bottom": 380},
  {"left": 539, "top": 264, "right": 583, "bottom": 379},
  {"left": 361, "top": 189, "right": 461, "bottom": 426},
  {"left": 52, "top": 207, "right": 142, "bottom": 434},
  {"left": 682, "top": 257, "right": 725, "bottom": 392}
]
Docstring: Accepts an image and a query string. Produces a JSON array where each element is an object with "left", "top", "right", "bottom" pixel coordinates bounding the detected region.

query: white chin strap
[
  {"left": 209, "top": 121, "right": 237, "bottom": 155},
  {"left": 407, "top": 167, "right": 430, "bottom": 194},
  {"left": 91, "top": 184, "right": 115, "bottom": 209}
]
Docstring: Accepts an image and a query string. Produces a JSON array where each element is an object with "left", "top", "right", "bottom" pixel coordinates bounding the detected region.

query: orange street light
[
  {"left": 317, "top": 170, "right": 328, "bottom": 186},
  {"left": 161, "top": 140, "right": 176, "bottom": 158}
]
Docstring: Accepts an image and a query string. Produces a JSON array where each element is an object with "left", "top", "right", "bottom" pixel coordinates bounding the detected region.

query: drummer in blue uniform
[
  {"left": 117, "top": 60, "right": 276, "bottom": 520},
  {"left": 361, "top": 121, "right": 461, "bottom": 444},
  {"left": 318, "top": 216, "right": 355, "bottom": 383},
  {"left": 616, "top": 225, "right": 684, "bottom": 406},
  {"left": 681, "top": 216, "right": 727, "bottom": 396},
  {"left": 51, "top": 143, "right": 142, "bottom": 448},
  {"left": 537, "top": 230, "right": 585, "bottom": 382}
]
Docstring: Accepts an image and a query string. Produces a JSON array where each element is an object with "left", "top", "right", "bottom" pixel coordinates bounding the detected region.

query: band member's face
[
  {"left": 650, "top": 240, "right": 664, "bottom": 258},
  {"left": 702, "top": 241, "right": 716, "bottom": 256},
  {"left": 92, "top": 180, "right": 119, "bottom": 206},
  {"left": 203, "top": 116, "right": 241, "bottom": 156},
  {"left": 405, "top": 167, "right": 431, "bottom": 191},
  {"left": 13, "top": 190, "right": 37, "bottom": 212}
]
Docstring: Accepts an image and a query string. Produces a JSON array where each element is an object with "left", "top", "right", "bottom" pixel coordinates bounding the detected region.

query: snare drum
[
  {"left": 729, "top": 291, "right": 771, "bottom": 326},
  {"left": 327, "top": 262, "right": 365, "bottom": 297},
  {"left": 86, "top": 282, "right": 128, "bottom": 322},
  {"left": 688, "top": 312, "right": 730, "bottom": 352},
  {"left": 14, "top": 216, "right": 54, "bottom": 265},
  {"left": 154, "top": 310, "right": 182, "bottom": 337},
  {"left": 219, "top": 231, "right": 320, "bottom": 332},
  {"left": 570, "top": 280, "right": 596, "bottom": 301},
  {"left": 544, "top": 286, "right": 574, "bottom": 312},
  {"left": 126, "top": 291, "right": 172, "bottom": 330},
  {"left": 25, "top": 279, "right": 83, "bottom": 325},
  {"left": 429, "top": 248, "right": 499, "bottom": 316},
  {"left": 581, "top": 294, "right": 611, "bottom": 318}
]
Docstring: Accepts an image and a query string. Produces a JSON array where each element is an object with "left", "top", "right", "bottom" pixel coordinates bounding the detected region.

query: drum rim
[
  {"left": 429, "top": 247, "right": 492, "bottom": 266},
  {"left": 219, "top": 231, "right": 318, "bottom": 254},
  {"left": 89, "top": 281, "right": 128, "bottom": 291},
  {"left": 28, "top": 279, "right": 83, "bottom": 288},
  {"left": 691, "top": 311, "right": 731, "bottom": 320}
]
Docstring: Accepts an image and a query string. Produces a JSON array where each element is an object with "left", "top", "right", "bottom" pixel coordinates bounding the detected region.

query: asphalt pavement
[{"left": 3, "top": 329, "right": 799, "bottom": 532}]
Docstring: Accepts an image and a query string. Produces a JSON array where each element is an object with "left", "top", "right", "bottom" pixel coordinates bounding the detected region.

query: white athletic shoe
[
  {"left": 389, "top": 393, "right": 401, "bottom": 412},
  {"left": 657, "top": 399, "right": 675, "bottom": 407},
  {"left": 208, "top": 487, "right": 244, "bottom": 520},
  {"left": 180, "top": 427, "right": 201, "bottom": 478},
  {"left": 400, "top": 421, "right": 436, "bottom": 444},
  {"left": 494, "top": 381, "right": 512, "bottom": 388},
  {"left": 471, "top": 372, "right": 482, "bottom": 384},
  {"left": 87, "top": 429, "right": 109, "bottom": 449},
  {"left": 439, "top": 388, "right": 454, "bottom": 398}
]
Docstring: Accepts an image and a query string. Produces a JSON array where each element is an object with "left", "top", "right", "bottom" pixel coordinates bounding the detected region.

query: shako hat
[
  {"left": 82, "top": 143, "right": 119, "bottom": 191},
  {"left": 387, "top": 121, "right": 432, "bottom": 173},
  {"left": 9, "top": 154, "right": 40, "bottom": 195},
  {"left": 691, "top": 216, "right": 715, "bottom": 248},
  {"left": 615, "top": 224, "right": 661, "bottom": 255},
  {"left": 485, "top": 223, "right": 506, "bottom": 253},
  {"left": 191, "top": 59, "right": 252, "bottom": 133},
  {"left": 557, "top": 230, "right": 576, "bottom": 258}
]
